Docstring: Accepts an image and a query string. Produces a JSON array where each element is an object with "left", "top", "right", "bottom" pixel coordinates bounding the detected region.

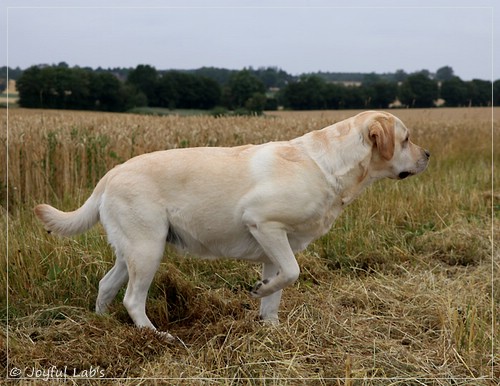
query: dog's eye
[{"left": 402, "top": 135, "right": 409, "bottom": 146}]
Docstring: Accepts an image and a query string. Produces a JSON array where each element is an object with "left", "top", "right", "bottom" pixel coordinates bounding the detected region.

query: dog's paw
[
  {"left": 157, "top": 331, "right": 189, "bottom": 348},
  {"left": 155, "top": 330, "right": 176, "bottom": 341},
  {"left": 259, "top": 316, "right": 279, "bottom": 326},
  {"left": 95, "top": 303, "right": 108, "bottom": 315},
  {"left": 155, "top": 331, "right": 188, "bottom": 347},
  {"left": 250, "top": 279, "right": 269, "bottom": 298}
]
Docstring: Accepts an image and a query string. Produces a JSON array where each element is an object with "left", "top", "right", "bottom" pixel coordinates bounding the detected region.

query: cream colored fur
[{"left": 35, "top": 111, "right": 429, "bottom": 334}]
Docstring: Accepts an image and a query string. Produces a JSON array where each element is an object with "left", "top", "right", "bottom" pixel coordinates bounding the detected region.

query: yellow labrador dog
[{"left": 35, "top": 111, "right": 429, "bottom": 335}]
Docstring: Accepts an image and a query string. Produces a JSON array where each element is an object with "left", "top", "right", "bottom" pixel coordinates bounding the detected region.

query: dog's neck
[{"left": 294, "top": 126, "right": 376, "bottom": 207}]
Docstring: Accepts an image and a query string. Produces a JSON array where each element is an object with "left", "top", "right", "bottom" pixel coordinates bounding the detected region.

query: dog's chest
[{"left": 288, "top": 196, "right": 343, "bottom": 252}]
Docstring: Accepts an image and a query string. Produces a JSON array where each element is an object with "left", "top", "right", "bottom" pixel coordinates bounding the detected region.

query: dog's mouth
[{"left": 398, "top": 171, "right": 413, "bottom": 180}]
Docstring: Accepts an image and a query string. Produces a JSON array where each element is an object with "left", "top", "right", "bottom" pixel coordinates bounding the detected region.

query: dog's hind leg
[
  {"left": 122, "top": 239, "right": 166, "bottom": 330},
  {"left": 95, "top": 251, "right": 128, "bottom": 315},
  {"left": 99, "top": 191, "right": 169, "bottom": 331}
]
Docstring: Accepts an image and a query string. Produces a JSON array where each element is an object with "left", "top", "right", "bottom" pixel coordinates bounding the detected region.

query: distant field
[
  {"left": 1, "top": 107, "right": 498, "bottom": 383},
  {"left": 1, "top": 79, "right": 19, "bottom": 106},
  {"left": 0, "top": 93, "right": 19, "bottom": 106},
  {"left": 127, "top": 106, "right": 212, "bottom": 116}
]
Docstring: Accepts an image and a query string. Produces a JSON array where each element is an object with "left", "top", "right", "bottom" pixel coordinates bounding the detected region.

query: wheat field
[{"left": 1, "top": 107, "right": 498, "bottom": 384}]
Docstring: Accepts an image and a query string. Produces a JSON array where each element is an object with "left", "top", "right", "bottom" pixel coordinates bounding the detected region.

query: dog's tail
[{"left": 34, "top": 175, "right": 108, "bottom": 237}]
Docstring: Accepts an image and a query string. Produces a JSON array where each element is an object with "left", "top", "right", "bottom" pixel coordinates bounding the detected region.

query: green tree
[
  {"left": 394, "top": 69, "right": 408, "bottom": 83},
  {"left": 59, "top": 67, "right": 92, "bottom": 110},
  {"left": 435, "top": 66, "right": 454, "bottom": 81},
  {"left": 252, "top": 67, "right": 293, "bottom": 88},
  {"left": 156, "top": 72, "right": 221, "bottom": 109},
  {"left": 399, "top": 73, "right": 439, "bottom": 108},
  {"left": 494, "top": 80, "right": 500, "bottom": 106},
  {"left": 364, "top": 81, "right": 398, "bottom": 109},
  {"left": 245, "top": 92, "right": 267, "bottom": 114},
  {"left": 342, "top": 86, "right": 365, "bottom": 109},
  {"left": 362, "top": 73, "right": 382, "bottom": 86},
  {"left": 282, "top": 75, "right": 326, "bottom": 110},
  {"left": 18, "top": 65, "right": 131, "bottom": 112},
  {"left": 17, "top": 66, "right": 44, "bottom": 107},
  {"left": 18, "top": 66, "right": 88, "bottom": 109},
  {"left": 224, "top": 70, "right": 265, "bottom": 109},
  {"left": 193, "top": 67, "right": 234, "bottom": 85},
  {"left": 155, "top": 73, "right": 179, "bottom": 109},
  {"left": 440, "top": 76, "right": 468, "bottom": 107},
  {"left": 124, "top": 84, "right": 148, "bottom": 109},
  {"left": 0, "top": 66, "right": 23, "bottom": 81},
  {"left": 323, "top": 83, "right": 345, "bottom": 109},
  {"left": 466, "top": 79, "right": 491, "bottom": 106},
  {"left": 127, "top": 65, "right": 158, "bottom": 106},
  {"left": 169, "top": 72, "right": 198, "bottom": 109},
  {"left": 196, "top": 76, "right": 221, "bottom": 109},
  {"left": 90, "top": 72, "right": 129, "bottom": 112}
]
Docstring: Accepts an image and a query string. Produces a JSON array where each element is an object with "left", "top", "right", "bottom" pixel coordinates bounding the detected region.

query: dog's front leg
[
  {"left": 248, "top": 222, "right": 300, "bottom": 299},
  {"left": 259, "top": 262, "right": 282, "bottom": 324}
]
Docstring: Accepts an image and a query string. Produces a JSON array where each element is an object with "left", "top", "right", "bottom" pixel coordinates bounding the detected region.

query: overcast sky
[{"left": 2, "top": 0, "right": 498, "bottom": 80}]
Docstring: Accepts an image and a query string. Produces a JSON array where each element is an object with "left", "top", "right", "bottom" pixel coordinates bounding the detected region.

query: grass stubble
[{"left": 0, "top": 107, "right": 498, "bottom": 384}]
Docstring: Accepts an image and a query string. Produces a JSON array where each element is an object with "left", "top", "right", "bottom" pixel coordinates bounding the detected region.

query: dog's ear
[{"left": 369, "top": 118, "right": 395, "bottom": 161}]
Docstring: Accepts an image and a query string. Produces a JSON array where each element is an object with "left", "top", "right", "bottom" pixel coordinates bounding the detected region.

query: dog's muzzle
[
  {"left": 398, "top": 171, "right": 412, "bottom": 179},
  {"left": 399, "top": 149, "right": 430, "bottom": 180}
]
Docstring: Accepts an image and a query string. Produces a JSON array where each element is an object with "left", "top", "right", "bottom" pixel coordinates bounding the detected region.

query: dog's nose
[{"left": 424, "top": 149, "right": 430, "bottom": 158}]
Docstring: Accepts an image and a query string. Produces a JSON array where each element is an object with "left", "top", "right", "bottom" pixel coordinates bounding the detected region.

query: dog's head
[{"left": 357, "top": 111, "right": 430, "bottom": 180}]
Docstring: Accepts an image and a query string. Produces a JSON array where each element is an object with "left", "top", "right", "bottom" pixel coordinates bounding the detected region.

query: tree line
[
  {"left": 9, "top": 63, "right": 500, "bottom": 112},
  {"left": 15, "top": 66, "right": 139, "bottom": 112},
  {"left": 285, "top": 71, "right": 495, "bottom": 110},
  {"left": 14, "top": 64, "right": 276, "bottom": 113}
]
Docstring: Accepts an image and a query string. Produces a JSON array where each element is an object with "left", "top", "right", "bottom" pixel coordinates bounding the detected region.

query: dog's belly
[
  {"left": 166, "top": 204, "right": 343, "bottom": 262},
  {"left": 166, "top": 219, "right": 266, "bottom": 262}
]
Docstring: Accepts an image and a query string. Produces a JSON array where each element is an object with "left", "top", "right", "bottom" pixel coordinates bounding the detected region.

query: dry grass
[{"left": 1, "top": 107, "right": 498, "bottom": 384}]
